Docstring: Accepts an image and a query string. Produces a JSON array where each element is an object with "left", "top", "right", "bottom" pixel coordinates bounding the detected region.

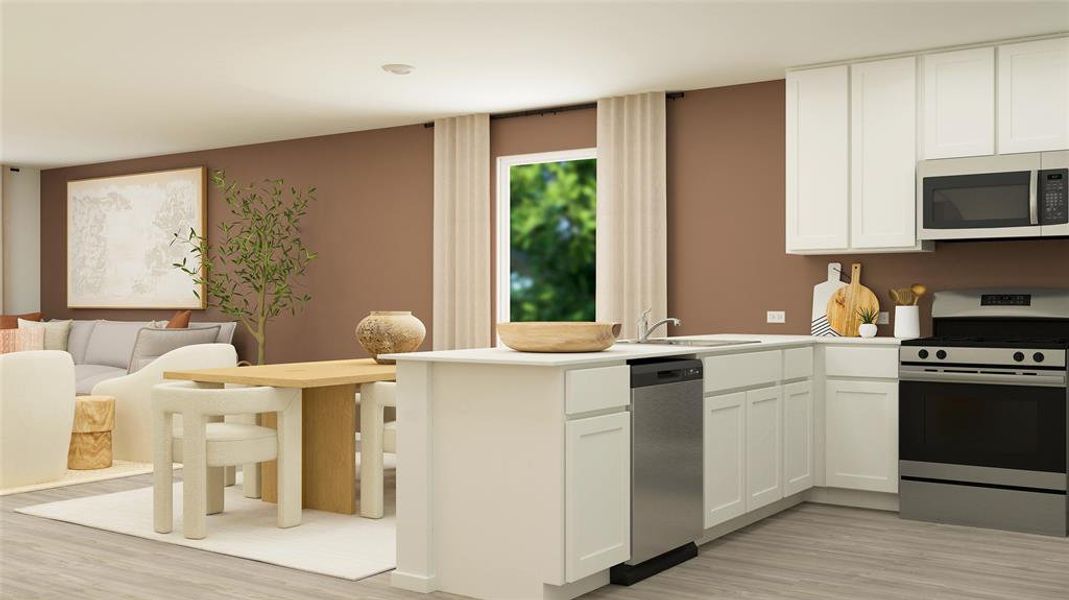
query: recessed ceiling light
[{"left": 381, "top": 63, "right": 414, "bottom": 75}]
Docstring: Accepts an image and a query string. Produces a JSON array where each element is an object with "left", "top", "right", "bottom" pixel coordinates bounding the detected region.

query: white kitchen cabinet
[
  {"left": 703, "top": 391, "right": 747, "bottom": 529},
  {"left": 564, "top": 411, "right": 631, "bottom": 583},
  {"left": 786, "top": 65, "right": 850, "bottom": 252},
  {"left": 998, "top": 37, "right": 1069, "bottom": 154},
  {"left": 825, "top": 379, "right": 899, "bottom": 493},
  {"left": 782, "top": 380, "right": 814, "bottom": 496},
  {"left": 746, "top": 386, "right": 783, "bottom": 511},
  {"left": 850, "top": 57, "right": 918, "bottom": 249},
  {"left": 921, "top": 47, "right": 995, "bottom": 158}
]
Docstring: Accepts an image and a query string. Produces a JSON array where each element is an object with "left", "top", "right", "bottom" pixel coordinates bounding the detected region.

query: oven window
[
  {"left": 924, "top": 171, "right": 1032, "bottom": 229},
  {"left": 900, "top": 381, "right": 1066, "bottom": 473}
]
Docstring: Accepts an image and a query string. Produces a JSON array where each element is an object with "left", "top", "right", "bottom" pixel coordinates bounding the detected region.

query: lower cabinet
[
  {"left": 782, "top": 380, "right": 815, "bottom": 496},
  {"left": 704, "top": 391, "right": 747, "bottom": 528},
  {"left": 746, "top": 386, "right": 784, "bottom": 511},
  {"left": 825, "top": 379, "right": 899, "bottom": 493},
  {"left": 564, "top": 411, "right": 631, "bottom": 582}
]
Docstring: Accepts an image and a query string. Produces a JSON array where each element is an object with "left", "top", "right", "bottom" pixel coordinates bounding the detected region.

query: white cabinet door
[
  {"left": 825, "top": 379, "right": 899, "bottom": 493},
  {"left": 786, "top": 65, "right": 850, "bottom": 252},
  {"left": 922, "top": 47, "right": 995, "bottom": 158},
  {"left": 746, "top": 386, "right": 783, "bottom": 511},
  {"left": 565, "top": 411, "right": 630, "bottom": 582},
  {"left": 703, "top": 391, "right": 747, "bottom": 529},
  {"left": 998, "top": 37, "right": 1069, "bottom": 154},
  {"left": 782, "top": 380, "right": 814, "bottom": 496},
  {"left": 850, "top": 57, "right": 918, "bottom": 249}
]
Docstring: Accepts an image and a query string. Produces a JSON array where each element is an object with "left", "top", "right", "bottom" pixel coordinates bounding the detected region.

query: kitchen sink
[{"left": 621, "top": 338, "right": 761, "bottom": 347}]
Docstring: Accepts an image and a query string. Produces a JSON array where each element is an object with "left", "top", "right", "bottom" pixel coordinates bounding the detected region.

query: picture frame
[{"left": 66, "top": 166, "right": 207, "bottom": 309}]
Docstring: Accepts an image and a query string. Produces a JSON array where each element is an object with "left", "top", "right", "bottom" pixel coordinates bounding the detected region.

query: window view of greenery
[{"left": 509, "top": 158, "right": 596, "bottom": 322}]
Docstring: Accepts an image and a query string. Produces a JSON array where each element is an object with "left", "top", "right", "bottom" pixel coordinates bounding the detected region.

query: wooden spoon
[{"left": 910, "top": 283, "right": 927, "bottom": 305}]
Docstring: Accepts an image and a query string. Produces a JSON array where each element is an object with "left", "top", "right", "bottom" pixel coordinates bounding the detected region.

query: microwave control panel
[{"left": 1040, "top": 169, "right": 1068, "bottom": 225}]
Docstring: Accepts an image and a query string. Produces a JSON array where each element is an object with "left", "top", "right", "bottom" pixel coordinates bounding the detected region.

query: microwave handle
[{"left": 1029, "top": 169, "right": 1039, "bottom": 225}]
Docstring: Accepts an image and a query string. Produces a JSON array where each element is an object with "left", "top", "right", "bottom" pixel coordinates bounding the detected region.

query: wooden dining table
[{"left": 164, "top": 358, "right": 396, "bottom": 515}]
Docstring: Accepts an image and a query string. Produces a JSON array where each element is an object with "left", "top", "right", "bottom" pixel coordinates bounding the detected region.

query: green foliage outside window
[{"left": 509, "top": 158, "right": 596, "bottom": 322}]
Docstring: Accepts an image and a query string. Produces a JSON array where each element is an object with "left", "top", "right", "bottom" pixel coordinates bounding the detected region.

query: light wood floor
[{"left": 2, "top": 475, "right": 1067, "bottom": 600}]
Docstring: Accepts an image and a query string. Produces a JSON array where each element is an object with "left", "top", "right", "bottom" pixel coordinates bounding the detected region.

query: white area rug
[
  {"left": 0, "top": 461, "right": 178, "bottom": 496},
  {"left": 17, "top": 474, "right": 396, "bottom": 581}
]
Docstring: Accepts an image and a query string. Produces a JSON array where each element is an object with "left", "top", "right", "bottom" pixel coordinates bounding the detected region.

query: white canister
[{"left": 894, "top": 305, "right": 920, "bottom": 339}]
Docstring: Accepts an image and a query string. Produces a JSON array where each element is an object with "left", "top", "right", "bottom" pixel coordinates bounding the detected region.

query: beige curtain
[
  {"left": 596, "top": 92, "right": 667, "bottom": 339},
  {"left": 433, "top": 114, "right": 491, "bottom": 350}
]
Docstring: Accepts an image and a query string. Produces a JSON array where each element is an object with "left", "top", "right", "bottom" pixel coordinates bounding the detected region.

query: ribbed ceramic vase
[{"left": 356, "top": 311, "right": 426, "bottom": 364}]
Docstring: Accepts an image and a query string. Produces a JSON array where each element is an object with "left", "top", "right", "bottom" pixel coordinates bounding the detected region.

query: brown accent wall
[
  {"left": 40, "top": 81, "right": 1069, "bottom": 360},
  {"left": 40, "top": 125, "right": 434, "bottom": 363},
  {"left": 667, "top": 80, "right": 1069, "bottom": 337}
]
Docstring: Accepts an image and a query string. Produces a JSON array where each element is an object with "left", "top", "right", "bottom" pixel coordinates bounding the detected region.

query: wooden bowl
[{"left": 496, "top": 322, "right": 623, "bottom": 353}]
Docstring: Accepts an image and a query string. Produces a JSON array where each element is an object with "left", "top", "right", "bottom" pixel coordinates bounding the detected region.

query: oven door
[
  {"left": 900, "top": 379, "right": 1066, "bottom": 482},
  {"left": 918, "top": 154, "right": 1042, "bottom": 240}
]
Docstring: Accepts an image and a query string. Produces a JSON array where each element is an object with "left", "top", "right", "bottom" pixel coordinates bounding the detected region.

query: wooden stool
[{"left": 68, "top": 395, "right": 115, "bottom": 470}]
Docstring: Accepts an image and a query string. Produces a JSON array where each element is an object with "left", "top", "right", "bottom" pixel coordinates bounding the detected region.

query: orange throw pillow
[
  {"left": 0, "top": 312, "right": 43, "bottom": 330},
  {"left": 166, "top": 310, "right": 191, "bottom": 329}
]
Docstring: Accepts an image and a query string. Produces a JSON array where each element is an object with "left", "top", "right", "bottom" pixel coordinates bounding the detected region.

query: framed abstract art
[{"left": 67, "top": 166, "right": 206, "bottom": 308}]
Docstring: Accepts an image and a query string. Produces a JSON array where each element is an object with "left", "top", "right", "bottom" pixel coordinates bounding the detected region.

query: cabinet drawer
[
  {"left": 704, "top": 351, "right": 783, "bottom": 393},
  {"left": 824, "top": 346, "right": 899, "bottom": 379},
  {"left": 566, "top": 365, "right": 630, "bottom": 415},
  {"left": 783, "top": 347, "right": 814, "bottom": 380}
]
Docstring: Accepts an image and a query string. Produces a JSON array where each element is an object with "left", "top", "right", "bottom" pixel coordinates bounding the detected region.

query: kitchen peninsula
[{"left": 386, "top": 334, "right": 903, "bottom": 600}]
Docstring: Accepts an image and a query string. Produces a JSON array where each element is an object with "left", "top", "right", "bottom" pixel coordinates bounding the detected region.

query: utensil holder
[{"left": 894, "top": 306, "right": 920, "bottom": 339}]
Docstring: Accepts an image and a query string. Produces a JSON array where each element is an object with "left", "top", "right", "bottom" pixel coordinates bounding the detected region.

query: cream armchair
[
  {"left": 0, "top": 351, "right": 76, "bottom": 488},
  {"left": 92, "top": 343, "right": 237, "bottom": 462}
]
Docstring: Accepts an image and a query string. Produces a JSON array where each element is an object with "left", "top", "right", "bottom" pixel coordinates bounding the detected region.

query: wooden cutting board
[
  {"left": 826, "top": 263, "right": 879, "bottom": 337},
  {"left": 811, "top": 262, "right": 847, "bottom": 336}
]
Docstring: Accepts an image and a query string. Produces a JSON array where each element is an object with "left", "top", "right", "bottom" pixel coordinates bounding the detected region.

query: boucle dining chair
[
  {"left": 152, "top": 381, "right": 302, "bottom": 540},
  {"left": 358, "top": 380, "right": 396, "bottom": 518}
]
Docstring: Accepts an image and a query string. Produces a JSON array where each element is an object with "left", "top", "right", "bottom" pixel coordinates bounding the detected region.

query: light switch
[
  {"left": 878, "top": 311, "right": 890, "bottom": 325},
  {"left": 766, "top": 311, "right": 786, "bottom": 324}
]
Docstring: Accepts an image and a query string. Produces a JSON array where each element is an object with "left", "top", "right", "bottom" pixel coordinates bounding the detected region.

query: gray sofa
[{"left": 69, "top": 320, "right": 236, "bottom": 395}]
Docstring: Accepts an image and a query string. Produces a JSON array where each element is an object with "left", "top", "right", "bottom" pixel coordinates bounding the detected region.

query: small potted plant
[{"left": 857, "top": 307, "right": 879, "bottom": 338}]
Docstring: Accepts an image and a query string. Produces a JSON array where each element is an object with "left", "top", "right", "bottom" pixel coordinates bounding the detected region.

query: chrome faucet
[{"left": 636, "top": 308, "right": 682, "bottom": 342}]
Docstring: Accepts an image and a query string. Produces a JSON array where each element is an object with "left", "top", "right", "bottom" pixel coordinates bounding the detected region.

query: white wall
[{"left": 1, "top": 166, "right": 41, "bottom": 313}]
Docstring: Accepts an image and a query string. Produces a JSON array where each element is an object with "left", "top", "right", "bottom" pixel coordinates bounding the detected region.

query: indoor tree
[{"left": 173, "top": 170, "right": 317, "bottom": 364}]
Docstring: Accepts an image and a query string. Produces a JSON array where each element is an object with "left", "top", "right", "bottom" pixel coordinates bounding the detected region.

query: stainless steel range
[{"left": 898, "top": 289, "right": 1069, "bottom": 536}]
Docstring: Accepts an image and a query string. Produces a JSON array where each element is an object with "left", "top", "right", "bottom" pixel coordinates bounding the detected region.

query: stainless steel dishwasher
[{"left": 610, "top": 358, "right": 704, "bottom": 586}]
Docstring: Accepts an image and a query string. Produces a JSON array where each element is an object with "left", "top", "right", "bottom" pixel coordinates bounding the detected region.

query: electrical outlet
[
  {"left": 878, "top": 311, "right": 890, "bottom": 325},
  {"left": 766, "top": 310, "right": 786, "bottom": 324}
]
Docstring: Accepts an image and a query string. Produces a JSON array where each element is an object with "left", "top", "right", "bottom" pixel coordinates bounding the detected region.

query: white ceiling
[{"left": 2, "top": 1, "right": 1067, "bottom": 168}]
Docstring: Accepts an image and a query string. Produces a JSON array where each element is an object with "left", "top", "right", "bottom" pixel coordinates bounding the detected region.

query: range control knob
[
  {"left": 1013, "top": 351, "right": 1025, "bottom": 362},
  {"left": 918, "top": 349, "right": 929, "bottom": 359},
  {"left": 936, "top": 350, "right": 947, "bottom": 360},
  {"left": 1033, "top": 352, "right": 1045, "bottom": 363}
]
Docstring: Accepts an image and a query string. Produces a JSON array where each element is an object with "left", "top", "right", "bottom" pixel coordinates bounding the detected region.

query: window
[{"left": 496, "top": 149, "right": 596, "bottom": 324}]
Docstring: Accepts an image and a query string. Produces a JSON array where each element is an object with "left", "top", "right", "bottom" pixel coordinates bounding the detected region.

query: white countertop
[{"left": 383, "top": 333, "right": 903, "bottom": 367}]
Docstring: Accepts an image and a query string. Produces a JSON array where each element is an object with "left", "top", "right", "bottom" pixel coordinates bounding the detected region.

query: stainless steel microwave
[{"left": 917, "top": 151, "right": 1068, "bottom": 241}]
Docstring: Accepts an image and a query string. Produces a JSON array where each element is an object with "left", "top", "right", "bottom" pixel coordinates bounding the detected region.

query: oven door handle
[
  {"left": 1029, "top": 169, "right": 1039, "bottom": 225},
  {"left": 899, "top": 368, "right": 1066, "bottom": 387}
]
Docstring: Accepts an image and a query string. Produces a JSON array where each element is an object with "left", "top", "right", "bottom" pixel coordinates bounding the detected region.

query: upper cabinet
[
  {"left": 785, "top": 35, "right": 1068, "bottom": 255},
  {"left": 786, "top": 60, "right": 924, "bottom": 254},
  {"left": 921, "top": 47, "right": 995, "bottom": 159},
  {"left": 998, "top": 38, "right": 1069, "bottom": 154},
  {"left": 786, "top": 65, "right": 850, "bottom": 252},
  {"left": 851, "top": 57, "right": 917, "bottom": 249}
]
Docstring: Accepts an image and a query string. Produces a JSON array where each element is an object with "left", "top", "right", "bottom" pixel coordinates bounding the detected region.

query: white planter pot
[
  {"left": 858, "top": 323, "right": 878, "bottom": 338},
  {"left": 894, "top": 306, "right": 920, "bottom": 339}
]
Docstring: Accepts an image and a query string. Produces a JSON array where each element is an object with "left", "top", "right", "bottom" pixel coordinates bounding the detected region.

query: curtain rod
[{"left": 422, "top": 91, "right": 684, "bottom": 128}]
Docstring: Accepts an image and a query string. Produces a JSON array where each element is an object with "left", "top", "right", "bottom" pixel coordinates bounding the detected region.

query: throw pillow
[
  {"left": 127, "top": 325, "right": 221, "bottom": 373},
  {"left": 0, "top": 328, "right": 45, "bottom": 353},
  {"left": 0, "top": 312, "right": 43, "bottom": 329},
  {"left": 166, "top": 310, "right": 191, "bottom": 329},
  {"left": 18, "top": 318, "right": 72, "bottom": 351}
]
